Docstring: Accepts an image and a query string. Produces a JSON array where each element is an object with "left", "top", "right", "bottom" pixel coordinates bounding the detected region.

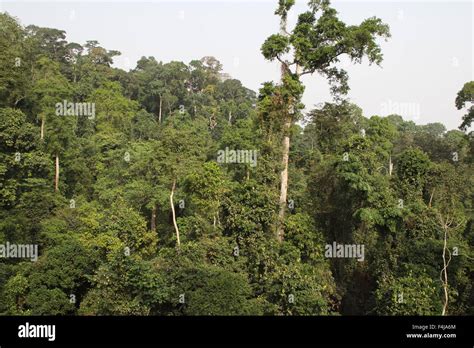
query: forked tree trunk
[
  {"left": 170, "top": 179, "right": 180, "bottom": 247},
  {"left": 54, "top": 155, "right": 59, "bottom": 192},
  {"left": 441, "top": 223, "right": 449, "bottom": 316}
]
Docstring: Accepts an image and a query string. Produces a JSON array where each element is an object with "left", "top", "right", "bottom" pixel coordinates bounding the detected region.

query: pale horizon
[{"left": 2, "top": 0, "right": 472, "bottom": 130}]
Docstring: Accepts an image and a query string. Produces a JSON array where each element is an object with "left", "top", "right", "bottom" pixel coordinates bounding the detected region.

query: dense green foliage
[{"left": 0, "top": 4, "right": 472, "bottom": 316}]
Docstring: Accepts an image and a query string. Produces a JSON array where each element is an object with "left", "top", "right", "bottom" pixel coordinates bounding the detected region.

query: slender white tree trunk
[
  {"left": 441, "top": 223, "right": 449, "bottom": 316},
  {"left": 158, "top": 95, "right": 163, "bottom": 123},
  {"left": 151, "top": 204, "right": 157, "bottom": 232},
  {"left": 388, "top": 155, "right": 393, "bottom": 176},
  {"left": 40, "top": 116, "right": 45, "bottom": 140},
  {"left": 429, "top": 189, "right": 435, "bottom": 208},
  {"left": 55, "top": 155, "right": 59, "bottom": 192},
  {"left": 170, "top": 179, "right": 180, "bottom": 247}
]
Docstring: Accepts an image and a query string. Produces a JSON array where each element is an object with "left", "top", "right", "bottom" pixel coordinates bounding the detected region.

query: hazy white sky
[{"left": 1, "top": 0, "right": 472, "bottom": 130}]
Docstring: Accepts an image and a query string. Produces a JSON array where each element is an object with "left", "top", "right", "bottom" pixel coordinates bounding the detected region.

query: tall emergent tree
[{"left": 260, "top": 0, "right": 390, "bottom": 240}]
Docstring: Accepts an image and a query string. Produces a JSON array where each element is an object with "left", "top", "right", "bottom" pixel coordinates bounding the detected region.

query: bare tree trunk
[
  {"left": 151, "top": 204, "right": 157, "bottom": 232},
  {"left": 441, "top": 222, "right": 449, "bottom": 316},
  {"left": 170, "top": 179, "right": 180, "bottom": 247},
  {"left": 158, "top": 94, "right": 163, "bottom": 123},
  {"left": 388, "top": 155, "right": 393, "bottom": 176},
  {"left": 276, "top": 15, "right": 290, "bottom": 242},
  {"left": 55, "top": 155, "right": 59, "bottom": 192},
  {"left": 277, "top": 125, "right": 290, "bottom": 242},
  {"left": 429, "top": 189, "right": 435, "bottom": 208},
  {"left": 228, "top": 111, "right": 232, "bottom": 125},
  {"left": 14, "top": 96, "right": 23, "bottom": 106},
  {"left": 40, "top": 116, "right": 45, "bottom": 140}
]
